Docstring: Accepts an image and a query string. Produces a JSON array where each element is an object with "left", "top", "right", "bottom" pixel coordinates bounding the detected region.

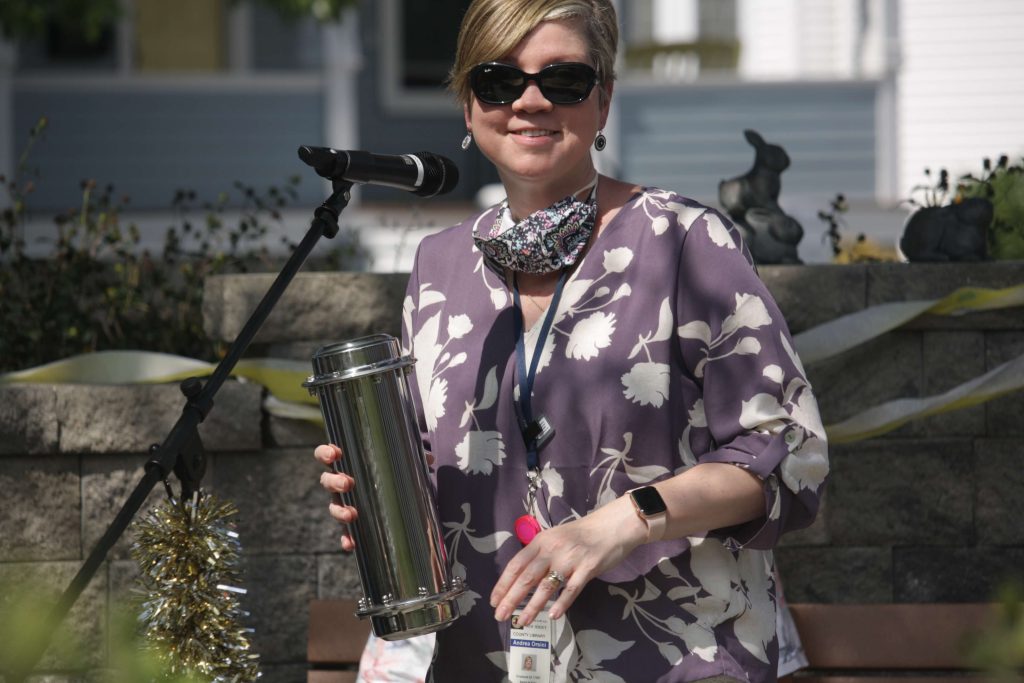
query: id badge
[{"left": 507, "top": 606, "right": 553, "bottom": 683}]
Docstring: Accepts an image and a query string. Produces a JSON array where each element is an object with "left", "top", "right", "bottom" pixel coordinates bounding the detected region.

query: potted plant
[
  {"left": 956, "top": 155, "right": 1024, "bottom": 260},
  {"left": 899, "top": 167, "right": 992, "bottom": 262}
]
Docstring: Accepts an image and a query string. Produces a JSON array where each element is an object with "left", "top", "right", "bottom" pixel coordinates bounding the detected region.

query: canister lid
[{"left": 304, "top": 334, "right": 414, "bottom": 388}]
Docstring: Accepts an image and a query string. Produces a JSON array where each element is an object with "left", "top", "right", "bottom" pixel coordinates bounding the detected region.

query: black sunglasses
[{"left": 469, "top": 62, "right": 599, "bottom": 105}]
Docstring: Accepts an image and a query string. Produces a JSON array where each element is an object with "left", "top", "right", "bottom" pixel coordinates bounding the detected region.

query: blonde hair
[{"left": 449, "top": 0, "right": 619, "bottom": 106}]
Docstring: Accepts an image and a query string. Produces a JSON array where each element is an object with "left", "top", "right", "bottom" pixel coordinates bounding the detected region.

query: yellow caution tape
[
  {"left": 0, "top": 351, "right": 317, "bottom": 406},
  {"left": 793, "top": 283, "right": 1024, "bottom": 365},
  {"left": 0, "top": 350, "right": 216, "bottom": 385},
  {"left": 793, "top": 300, "right": 934, "bottom": 365},
  {"left": 263, "top": 395, "right": 323, "bottom": 423},
  {"left": 824, "top": 352, "right": 1024, "bottom": 444},
  {"left": 234, "top": 358, "right": 317, "bottom": 405},
  {"left": 928, "top": 283, "right": 1024, "bottom": 316}
]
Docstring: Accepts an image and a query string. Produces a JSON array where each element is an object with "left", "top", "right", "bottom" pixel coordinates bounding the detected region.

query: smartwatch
[{"left": 628, "top": 486, "right": 668, "bottom": 542}]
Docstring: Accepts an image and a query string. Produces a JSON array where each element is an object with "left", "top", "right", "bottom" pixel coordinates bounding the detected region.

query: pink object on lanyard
[{"left": 515, "top": 514, "right": 542, "bottom": 545}]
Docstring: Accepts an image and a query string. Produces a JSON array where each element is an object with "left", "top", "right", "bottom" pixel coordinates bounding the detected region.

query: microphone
[{"left": 298, "top": 146, "right": 459, "bottom": 197}]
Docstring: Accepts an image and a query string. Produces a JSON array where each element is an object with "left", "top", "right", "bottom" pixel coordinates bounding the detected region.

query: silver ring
[{"left": 545, "top": 569, "right": 566, "bottom": 587}]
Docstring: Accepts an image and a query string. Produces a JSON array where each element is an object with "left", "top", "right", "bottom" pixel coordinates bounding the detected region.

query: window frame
[{"left": 376, "top": 0, "right": 461, "bottom": 114}]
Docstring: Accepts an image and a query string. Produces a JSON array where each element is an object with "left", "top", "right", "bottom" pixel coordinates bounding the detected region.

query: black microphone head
[
  {"left": 298, "top": 146, "right": 344, "bottom": 178},
  {"left": 414, "top": 152, "right": 459, "bottom": 197}
]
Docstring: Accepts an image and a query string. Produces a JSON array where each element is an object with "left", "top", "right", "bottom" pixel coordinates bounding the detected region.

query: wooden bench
[
  {"left": 307, "top": 599, "right": 371, "bottom": 683},
  {"left": 308, "top": 600, "right": 997, "bottom": 682},
  {"left": 784, "top": 603, "right": 996, "bottom": 682}
]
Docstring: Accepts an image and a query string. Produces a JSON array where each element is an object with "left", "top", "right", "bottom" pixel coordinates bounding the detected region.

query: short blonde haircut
[{"left": 449, "top": 0, "right": 619, "bottom": 106}]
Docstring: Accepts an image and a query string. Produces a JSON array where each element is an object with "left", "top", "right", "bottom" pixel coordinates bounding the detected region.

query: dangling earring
[
  {"left": 461, "top": 132, "right": 473, "bottom": 150},
  {"left": 594, "top": 130, "right": 607, "bottom": 151}
]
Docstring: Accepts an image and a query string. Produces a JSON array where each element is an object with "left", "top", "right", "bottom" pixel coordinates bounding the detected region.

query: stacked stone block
[{"left": 761, "top": 262, "right": 1024, "bottom": 604}]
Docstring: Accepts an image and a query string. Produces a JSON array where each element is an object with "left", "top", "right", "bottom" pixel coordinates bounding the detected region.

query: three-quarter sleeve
[
  {"left": 402, "top": 241, "right": 433, "bottom": 457},
  {"left": 674, "top": 207, "right": 829, "bottom": 549}
]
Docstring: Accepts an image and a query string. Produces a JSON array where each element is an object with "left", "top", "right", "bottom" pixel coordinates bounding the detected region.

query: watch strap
[
  {"left": 629, "top": 486, "right": 668, "bottom": 542},
  {"left": 644, "top": 507, "right": 667, "bottom": 542}
]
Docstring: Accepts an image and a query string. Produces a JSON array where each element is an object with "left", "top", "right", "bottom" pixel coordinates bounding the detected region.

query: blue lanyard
[{"left": 512, "top": 270, "right": 569, "bottom": 470}]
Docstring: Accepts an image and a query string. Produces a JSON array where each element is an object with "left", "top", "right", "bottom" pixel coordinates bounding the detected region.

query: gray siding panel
[
  {"left": 13, "top": 88, "right": 324, "bottom": 211},
  {"left": 617, "top": 81, "right": 878, "bottom": 202}
]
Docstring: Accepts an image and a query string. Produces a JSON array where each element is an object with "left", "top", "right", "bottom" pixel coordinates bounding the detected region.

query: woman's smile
[{"left": 511, "top": 127, "right": 560, "bottom": 144}]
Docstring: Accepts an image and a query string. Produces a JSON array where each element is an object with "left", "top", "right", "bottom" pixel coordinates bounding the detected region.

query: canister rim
[
  {"left": 311, "top": 333, "right": 396, "bottom": 360},
  {"left": 356, "top": 581, "right": 466, "bottom": 618},
  {"left": 303, "top": 355, "right": 415, "bottom": 388}
]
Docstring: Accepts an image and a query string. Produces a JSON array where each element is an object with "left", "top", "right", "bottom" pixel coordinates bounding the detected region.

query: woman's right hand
[{"left": 314, "top": 444, "right": 358, "bottom": 552}]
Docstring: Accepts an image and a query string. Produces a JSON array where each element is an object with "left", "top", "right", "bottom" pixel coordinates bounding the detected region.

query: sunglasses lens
[
  {"left": 472, "top": 64, "right": 525, "bottom": 104},
  {"left": 470, "top": 63, "right": 597, "bottom": 105},
  {"left": 540, "top": 64, "right": 595, "bottom": 104}
]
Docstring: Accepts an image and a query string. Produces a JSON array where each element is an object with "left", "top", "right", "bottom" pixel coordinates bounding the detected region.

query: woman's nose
[{"left": 512, "top": 80, "right": 553, "bottom": 112}]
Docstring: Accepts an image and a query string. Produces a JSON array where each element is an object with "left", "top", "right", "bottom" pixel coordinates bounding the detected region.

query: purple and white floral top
[{"left": 400, "top": 188, "right": 829, "bottom": 682}]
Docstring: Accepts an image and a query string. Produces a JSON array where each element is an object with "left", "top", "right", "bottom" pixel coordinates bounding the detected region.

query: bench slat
[
  {"left": 307, "top": 672, "right": 358, "bottom": 683},
  {"left": 308, "top": 599, "right": 372, "bottom": 666},
  {"left": 789, "top": 677, "right": 992, "bottom": 683},
  {"left": 306, "top": 601, "right": 995, "bottom": 680},
  {"left": 789, "top": 603, "right": 993, "bottom": 669}
]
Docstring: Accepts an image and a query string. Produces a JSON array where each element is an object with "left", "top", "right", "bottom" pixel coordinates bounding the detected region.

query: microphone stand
[{"left": 7, "top": 180, "right": 356, "bottom": 682}]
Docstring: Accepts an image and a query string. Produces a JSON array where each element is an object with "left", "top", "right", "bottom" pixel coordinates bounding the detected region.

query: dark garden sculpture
[
  {"left": 899, "top": 167, "right": 993, "bottom": 262},
  {"left": 718, "top": 129, "right": 804, "bottom": 264},
  {"left": 900, "top": 198, "right": 992, "bottom": 261}
]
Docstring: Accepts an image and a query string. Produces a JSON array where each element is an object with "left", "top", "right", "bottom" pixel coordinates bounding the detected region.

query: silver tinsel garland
[{"left": 131, "top": 491, "right": 261, "bottom": 682}]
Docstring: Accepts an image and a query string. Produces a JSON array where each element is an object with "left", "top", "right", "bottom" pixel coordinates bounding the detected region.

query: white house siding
[
  {"left": 737, "top": 0, "right": 885, "bottom": 80},
  {"left": 738, "top": 0, "right": 802, "bottom": 78},
  {"left": 897, "top": 0, "right": 1024, "bottom": 198},
  {"left": 651, "top": 0, "right": 699, "bottom": 43},
  {"left": 796, "top": 0, "right": 858, "bottom": 78}
]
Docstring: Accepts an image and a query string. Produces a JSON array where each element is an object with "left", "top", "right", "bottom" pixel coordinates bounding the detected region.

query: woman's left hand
[{"left": 489, "top": 496, "right": 648, "bottom": 627}]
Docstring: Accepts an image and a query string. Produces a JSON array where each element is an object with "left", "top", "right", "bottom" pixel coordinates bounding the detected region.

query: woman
[{"left": 316, "top": 0, "right": 829, "bottom": 680}]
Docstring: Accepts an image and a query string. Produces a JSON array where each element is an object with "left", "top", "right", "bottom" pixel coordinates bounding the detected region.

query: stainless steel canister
[{"left": 304, "top": 334, "right": 463, "bottom": 640}]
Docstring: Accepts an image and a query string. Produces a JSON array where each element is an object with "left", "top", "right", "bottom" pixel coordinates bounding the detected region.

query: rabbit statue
[{"left": 719, "top": 130, "right": 804, "bottom": 264}]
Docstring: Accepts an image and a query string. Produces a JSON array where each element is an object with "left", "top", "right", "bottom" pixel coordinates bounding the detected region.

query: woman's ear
[{"left": 464, "top": 102, "right": 472, "bottom": 131}]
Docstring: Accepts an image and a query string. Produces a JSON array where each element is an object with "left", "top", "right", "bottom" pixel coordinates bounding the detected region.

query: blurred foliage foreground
[
  {"left": 0, "top": 117, "right": 366, "bottom": 374},
  {"left": 0, "top": 588, "right": 205, "bottom": 682}
]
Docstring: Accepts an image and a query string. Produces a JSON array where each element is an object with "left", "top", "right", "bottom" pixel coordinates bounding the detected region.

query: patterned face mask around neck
[{"left": 473, "top": 180, "right": 598, "bottom": 274}]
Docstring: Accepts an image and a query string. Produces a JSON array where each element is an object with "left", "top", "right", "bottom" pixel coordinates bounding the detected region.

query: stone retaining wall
[{"left": 2, "top": 262, "right": 1022, "bottom": 680}]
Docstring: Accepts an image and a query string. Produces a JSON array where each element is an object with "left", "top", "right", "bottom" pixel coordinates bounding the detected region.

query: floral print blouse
[{"left": 400, "top": 188, "right": 829, "bottom": 682}]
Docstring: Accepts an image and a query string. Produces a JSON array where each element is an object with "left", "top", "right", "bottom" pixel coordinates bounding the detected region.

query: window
[
  {"left": 134, "top": 0, "right": 226, "bottom": 71},
  {"left": 400, "top": 0, "right": 468, "bottom": 88},
  {"left": 378, "top": 0, "right": 471, "bottom": 112},
  {"left": 14, "top": 0, "right": 323, "bottom": 75},
  {"left": 15, "top": 17, "right": 118, "bottom": 71}
]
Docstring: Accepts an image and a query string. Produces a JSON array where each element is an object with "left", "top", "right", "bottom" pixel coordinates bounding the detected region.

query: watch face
[{"left": 631, "top": 486, "right": 667, "bottom": 516}]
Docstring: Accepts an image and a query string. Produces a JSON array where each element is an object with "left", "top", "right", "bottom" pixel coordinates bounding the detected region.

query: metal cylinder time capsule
[{"left": 304, "top": 334, "right": 463, "bottom": 640}]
